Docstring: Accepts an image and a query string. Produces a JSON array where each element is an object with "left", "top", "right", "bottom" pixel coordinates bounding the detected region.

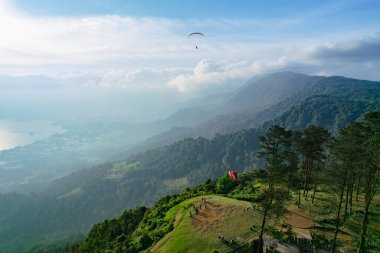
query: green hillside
[
  {"left": 66, "top": 170, "right": 267, "bottom": 253},
  {"left": 151, "top": 195, "right": 261, "bottom": 253},
  {"left": 67, "top": 112, "right": 380, "bottom": 253},
  {"left": 68, "top": 168, "right": 379, "bottom": 253},
  {"left": 265, "top": 95, "right": 380, "bottom": 132}
]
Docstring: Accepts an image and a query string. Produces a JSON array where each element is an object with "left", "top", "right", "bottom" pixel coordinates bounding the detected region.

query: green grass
[
  {"left": 105, "top": 161, "right": 140, "bottom": 179},
  {"left": 57, "top": 187, "right": 81, "bottom": 199},
  {"left": 155, "top": 183, "right": 380, "bottom": 253},
  {"left": 289, "top": 186, "right": 380, "bottom": 252},
  {"left": 152, "top": 195, "right": 262, "bottom": 253},
  {"left": 164, "top": 177, "right": 190, "bottom": 191}
]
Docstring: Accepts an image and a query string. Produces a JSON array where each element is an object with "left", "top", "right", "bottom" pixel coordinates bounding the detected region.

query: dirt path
[{"left": 286, "top": 210, "right": 313, "bottom": 239}]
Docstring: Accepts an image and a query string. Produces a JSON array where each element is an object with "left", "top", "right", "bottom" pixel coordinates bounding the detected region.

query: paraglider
[
  {"left": 188, "top": 32, "right": 205, "bottom": 37},
  {"left": 188, "top": 32, "right": 205, "bottom": 49},
  {"left": 228, "top": 170, "right": 238, "bottom": 181}
]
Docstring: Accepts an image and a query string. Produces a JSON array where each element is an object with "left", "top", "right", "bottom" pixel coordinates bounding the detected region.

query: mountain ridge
[
  {"left": 128, "top": 72, "right": 380, "bottom": 152},
  {"left": 0, "top": 72, "right": 379, "bottom": 252}
]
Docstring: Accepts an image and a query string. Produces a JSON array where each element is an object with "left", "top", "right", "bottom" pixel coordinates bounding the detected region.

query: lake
[{"left": 0, "top": 119, "right": 65, "bottom": 151}]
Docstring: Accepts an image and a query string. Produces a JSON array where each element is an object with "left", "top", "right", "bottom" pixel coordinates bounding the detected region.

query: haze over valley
[{"left": 0, "top": 1, "right": 379, "bottom": 253}]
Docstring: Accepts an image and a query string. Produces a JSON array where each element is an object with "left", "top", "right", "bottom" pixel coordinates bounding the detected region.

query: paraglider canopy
[
  {"left": 228, "top": 170, "right": 238, "bottom": 181},
  {"left": 188, "top": 32, "right": 205, "bottom": 49},
  {"left": 188, "top": 32, "right": 205, "bottom": 37}
]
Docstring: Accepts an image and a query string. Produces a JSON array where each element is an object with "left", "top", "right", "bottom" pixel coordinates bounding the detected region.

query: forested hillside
[
  {"left": 66, "top": 111, "right": 380, "bottom": 253},
  {"left": 0, "top": 73, "right": 379, "bottom": 252},
  {"left": 135, "top": 72, "right": 380, "bottom": 150},
  {"left": 0, "top": 127, "right": 263, "bottom": 252},
  {"left": 265, "top": 95, "right": 380, "bottom": 132}
]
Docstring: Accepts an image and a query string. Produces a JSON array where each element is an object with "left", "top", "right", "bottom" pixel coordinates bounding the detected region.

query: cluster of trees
[
  {"left": 256, "top": 111, "right": 379, "bottom": 253},
  {"left": 69, "top": 207, "right": 148, "bottom": 253},
  {"left": 266, "top": 94, "right": 380, "bottom": 134},
  {"left": 127, "top": 128, "right": 262, "bottom": 185}
]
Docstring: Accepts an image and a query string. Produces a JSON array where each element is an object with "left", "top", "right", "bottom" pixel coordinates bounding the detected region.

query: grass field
[
  {"left": 151, "top": 195, "right": 262, "bottom": 253},
  {"left": 148, "top": 176, "right": 380, "bottom": 253}
]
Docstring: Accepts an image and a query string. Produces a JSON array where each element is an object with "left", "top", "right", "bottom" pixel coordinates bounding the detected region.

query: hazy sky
[{"left": 1, "top": 0, "right": 380, "bottom": 93}]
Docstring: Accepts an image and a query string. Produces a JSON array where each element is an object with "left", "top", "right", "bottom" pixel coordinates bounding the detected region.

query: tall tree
[
  {"left": 285, "top": 130, "right": 301, "bottom": 197},
  {"left": 255, "top": 125, "right": 289, "bottom": 253},
  {"left": 357, "top": 112, "right": 380, "bottom": 253},
  {"left": 297, "top": 125, "right": 330, "bottom": 201},
  {"left": 327, "top": 161, "right": 349, "bottom": 253},
  {"left": 328, "top": 111, "right": 380, "bottom": 253},
  {"left": 328, "top": 122, "right": 366, "bottom": 252}
]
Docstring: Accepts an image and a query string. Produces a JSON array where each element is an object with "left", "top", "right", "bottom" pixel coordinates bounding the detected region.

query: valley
[{"left": 0, "top": 72, "right": 378, "bottom": 252}]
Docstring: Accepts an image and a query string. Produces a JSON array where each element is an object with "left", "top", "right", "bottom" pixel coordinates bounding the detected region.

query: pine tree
[
  {"left": 297, "top": 125, "right": 329, "bottom": 202},
  {"left": 357, "top": 112, "right": 380, "bottom": 253},
  {"left": 328, "top": 111, "right": 380, "bottom": 253},
  {"left": 285, "top": 130, "right": 301, "bottom": 197},
  {"left": 255, "top": 125, "right": 289, "bottom": 253}
]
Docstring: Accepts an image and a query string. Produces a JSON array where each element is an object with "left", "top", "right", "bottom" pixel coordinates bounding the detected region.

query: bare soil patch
[
  {"left": 191, "top": 201, "right": 223, "bottom": 231},
  {"left": 286, "top": 210, "right": 313, "bottom": 239}
]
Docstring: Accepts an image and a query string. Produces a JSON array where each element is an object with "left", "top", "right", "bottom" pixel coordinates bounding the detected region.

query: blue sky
[
  {"left": 1, "top": 0, "right": 380, "bottom": 93},
  {"left": 12, "top": 0, "right": 347, "bottom": 18}
]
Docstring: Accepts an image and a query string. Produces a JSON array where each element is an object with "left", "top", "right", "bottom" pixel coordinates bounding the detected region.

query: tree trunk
[
  {"left": 303, "top": 164, "right": 308, "bottom": 197},
  {"left": 305, "top": 160, "right": 314, "bottom": 200},
  {"left": 303, "top": 157, "right": 311, "bottom": 197},
  {"left": 311, "top": 183, "right": 317, "bottom": 204},
  {"left": 357, "top": 168, "right": 379, "bottom": 253},
  {"left": 298, "top": 188, "right": 301, "bottom": 207},
  {"left": 287, "top": 143, "right": 296, "bottom": 197},
  {"left": 343, "top": 184, "right": 350, "bottom": 223},
  {"left": 331, "top": 172, "right": 347, "bottom": 253},
  {"left": 257, "top": 200, "right": 271, "bottom": 253},
  {"left": 356, "top": 175, "right": 361, "bottom": 202},
  {"left": 357, "top": 200, "right": 370, "bottom": 253},
  {"left": 305, "top": 182, "right": 309, "bottom": 200},
  {"left": 349, "top": 183, "right": 353, "bottom": 214},
  {"left": 312, "top": 167, "right": 320, "bottom": 204}
]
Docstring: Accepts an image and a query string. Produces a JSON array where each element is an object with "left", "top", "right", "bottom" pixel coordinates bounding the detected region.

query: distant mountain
[
  {"left": 136, "top": 72, "right": 380, "bottom": 149},
  {"left": 156, "top": 107, "right": 218, "bottom": 128},
  {"left": 0, "top": 72, "right": 379, "bottom": 252},
  {"left": 227, "top": 71, "right": 323, "bottom": 111},
  {"left": 308, "top": 75, "right": 380, "bottom": 98},
  {"left": 264, "top": 95, "right": 380, "bottom": 132}
]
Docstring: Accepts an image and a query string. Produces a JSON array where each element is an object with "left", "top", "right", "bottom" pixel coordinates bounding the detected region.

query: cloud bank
[
  {"left": 311, "top": 36, "right": 380, "bottom": 61},
  {"left": 0, "top": 0, "right": 380, "bottom": 94}
]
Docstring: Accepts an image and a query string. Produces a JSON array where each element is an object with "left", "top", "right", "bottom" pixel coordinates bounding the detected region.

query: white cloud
[
  {"left": 0, "top": 0, "right": 371, "bottom": 74},
  {"left": 167, "top": 59, "right": 254, "bottom": 92},
  {"left": 81, "top": 58, "right": 287, "bottom": 93},
  {"left": 81, "top": 68, "right": 191, "bottom": 91},
  {"left": 69, "top": 59, "right": 260, "bottom": 93},
  {"left": 47, "top": 32, "right": 380, "bottom": 94},
  {"left": 0, "top": 0, "right": 191, "bottom": 73},
  {"left": 1, "top": 0, "right": 380, "bottom": 90}
]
